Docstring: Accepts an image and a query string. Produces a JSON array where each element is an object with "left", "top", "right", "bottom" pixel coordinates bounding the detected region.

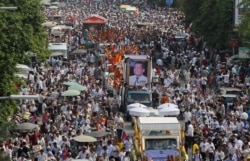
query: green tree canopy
[
  {"left": 181, "top": 0, "right": 234, "bottom": 50},
  {"left": 0, "top": 0, "right": 49, "bottom": 123},
  {"left": 237, "top": 0, "right": 250, "bottom": 48}
]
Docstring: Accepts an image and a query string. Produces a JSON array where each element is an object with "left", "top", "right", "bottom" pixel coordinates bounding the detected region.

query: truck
[
  {"left": 118, "top": 55, "right": 153, "bottom": 117},
  {"left": 133, "top": 117, "right": 187, "bottom": 161},
  {"left": 48, "top": 42, "right": 68, "bottom": 59}
]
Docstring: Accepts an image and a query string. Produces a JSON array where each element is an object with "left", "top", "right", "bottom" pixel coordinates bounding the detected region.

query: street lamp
[{"left": 0, "top": 7, "right": 17, "bottom": 10}]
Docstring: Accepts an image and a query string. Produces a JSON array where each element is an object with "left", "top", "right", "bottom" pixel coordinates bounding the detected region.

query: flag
[{"left": 121, "top": 130, "right": 127, "bottom": 140}]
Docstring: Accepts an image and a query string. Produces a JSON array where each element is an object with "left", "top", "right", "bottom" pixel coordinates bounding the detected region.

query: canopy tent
[{"left": 82, "top": 15, "right": 108, "bottom": 24}]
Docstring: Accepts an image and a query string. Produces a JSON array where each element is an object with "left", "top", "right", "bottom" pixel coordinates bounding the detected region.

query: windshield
[
  {"left": 145, "top": 138, "right": 177, "bottom": 150},
  {"left": 225, "top": 91, "right": 244, "bottom": 97},
  {"left": 127, "top": 93, "right": 151, "bottom": 105},
  {"left": 50, "top": 50, "right": 67, "bottom": 55}
]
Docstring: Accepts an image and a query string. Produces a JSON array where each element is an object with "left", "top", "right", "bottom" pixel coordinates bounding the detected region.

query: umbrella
[
  {"left": 68, "top": 84, "right": 86, "bottom": 91},
  {"left": 13, "top": 123, "right": 37, "bottom": 132},
  {"left": 73, "top": 134, "right": 97, "bottom": 142},
  {"left": 201, "top": 69, "right": 209, "bottom": 77},
  {"left": 158, "top": 106, "right": 180, "bottom": 116},
  {"left": 240, "top": 112, "right": 248, "bottom": 120},
  {"left": 63, "top": 81, "right": 81, "bottom": 86},
  {"left": 127, "top": 103, "right": 147, "bottom": 110},
  {"left": 230, "top": 53, "right": 250, "bottom": 59},
  {"left": 87, "top": 131, "right": 109, "bottom": 138},
  {"left": 157, "top": 103, "right": 178, "bottom": 109},
  {"left": 129, "top": 107, "right": 150, "bottom": 117},
  {"left": 61, "top": 90, "right": 80, "bottom": 96}
]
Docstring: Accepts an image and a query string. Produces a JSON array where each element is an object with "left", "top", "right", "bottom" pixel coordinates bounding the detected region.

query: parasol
[
  {"left": 68, "top": 84, "right": 87, "bottom": 91},
  {"left": 73, "top": 134, "right": 97, "bottom": 142},
  {"left": 61, "top": 90, "right": 80, "bottom": 97},
  {"left": 63, "top": 81, "right": 81, "bottom": 86},
  {"left": 87, "top": 131, "right": 109, "bottom": 138}
]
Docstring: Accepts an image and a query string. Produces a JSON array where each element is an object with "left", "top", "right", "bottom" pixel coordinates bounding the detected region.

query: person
[{"left": 129, "top": 61, "right": 147, "bottom": 86}]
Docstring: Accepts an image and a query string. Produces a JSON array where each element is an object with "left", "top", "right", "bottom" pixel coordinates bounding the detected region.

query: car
[
  {"left": 219, "top": 87, "right": 248, "bottom": 104},
  {"left": 219, "top": 94, "right": 239, "bottom": 112}
]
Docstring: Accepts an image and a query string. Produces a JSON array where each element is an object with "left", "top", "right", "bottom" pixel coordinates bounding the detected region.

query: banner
[{"left": 146, "top": 150, "right": 178, "bottom": 161}]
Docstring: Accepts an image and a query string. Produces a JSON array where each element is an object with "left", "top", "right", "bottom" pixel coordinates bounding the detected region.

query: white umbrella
[
  {"left": 157, "top": 103, "right": 178, "bottom": 109},
  {"left": 73, "top": 134, "right": 97, "bottom": 142},
  {"left": 158, "top": 106, "right": 180, "bottom": 116},
  {"left": 127, "top": 103, "right": 147, "bottom": 110},
  {"left": 129, "top": 107, "right": 150, "bottom": 117},
  {"left": 240, "top": 112, "right": 248, "bottom": 120}
]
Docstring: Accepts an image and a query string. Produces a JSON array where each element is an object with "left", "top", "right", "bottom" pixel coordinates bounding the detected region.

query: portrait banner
[{"left": 146, "top": 150, "right": 178, "bottom": 161}]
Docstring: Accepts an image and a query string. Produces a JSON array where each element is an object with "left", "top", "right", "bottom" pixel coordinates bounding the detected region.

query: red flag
[{"left": 122, "top": 130, "right": 127, "bottom": 140}]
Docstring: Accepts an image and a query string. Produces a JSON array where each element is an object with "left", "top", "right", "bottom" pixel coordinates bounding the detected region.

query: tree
[
  {"left": 237, "top": 0, "right": 250, "bottom": 47},
  {"left": 0, "top": 0, "right": 49, "bottom": 122},
  {"left": 191, "top": 0, "right": 234, "bottom": 49},
  {"left": 180, "top": 0, "right": 204, "bottom": 28}
]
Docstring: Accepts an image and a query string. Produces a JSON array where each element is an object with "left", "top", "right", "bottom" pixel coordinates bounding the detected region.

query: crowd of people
[{"left": 1, "top": 0, "right": 250, "bottom": 161}]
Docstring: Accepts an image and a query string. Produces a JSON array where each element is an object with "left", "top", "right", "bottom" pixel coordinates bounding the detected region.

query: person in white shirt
[
  {"left": 205, "top": 138, "right": 215, "bottom": 161},
  {"left": 192, "top": 149, "right": 202, "bottom": 161},
  {"left": 37, "top": 149, "right": 47, "bottom": 161},
  {"left": 184, "top": 109, "right": 192, "bottom": 131},
  {"left": 214, "top": 147, "right": 225, "bottom": 161},
  {"left": 199, "top": 139, "right": 207, "bottom": 159},
  {"left": 232, "top": 149, "right": 242, "bottom": 161},
  {"left": 76, "top": 147, "right": 87, "bottom": 159},
  {"left": 42, "top": 101, "right": 47, "bottom": 114},
  {"left": 123, "top": 152, "right": 131, "bottom": 161},
  {"left": 124, "top": 136, "right": 133, "bottom": 152},
  {"left": 85, "top": 153, "right": 94, "bottom": 161},
  {"left": 119, "top": 147, "right": 126, "bottom": 161},
  {"left": 185, "top": 121, "right": 194, "bottom": 150},
  {"left": 187, "top": 121, "right": 194, "bottom": 137}
]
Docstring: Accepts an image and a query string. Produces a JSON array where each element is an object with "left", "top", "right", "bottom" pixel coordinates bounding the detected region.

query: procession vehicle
[
  {"left": 118, "top": 55, "right": 153, "bottom": 119},
  {"left": 133, "top": 117, "right": 187, "bottom": 161}
]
